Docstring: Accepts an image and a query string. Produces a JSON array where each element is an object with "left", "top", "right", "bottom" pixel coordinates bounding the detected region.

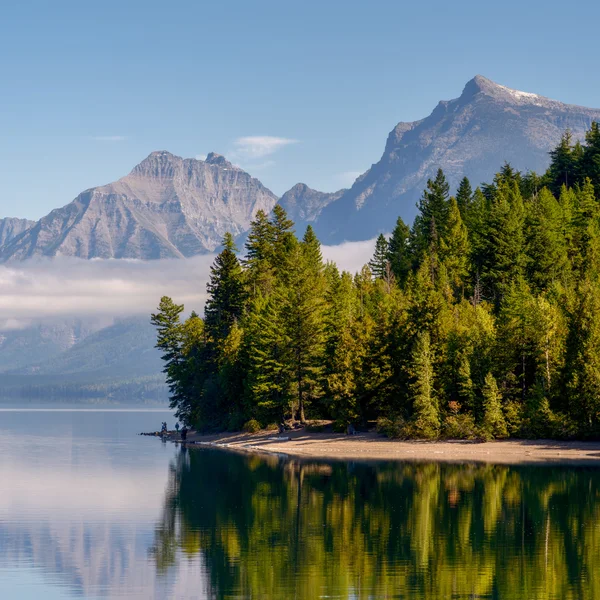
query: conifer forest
[{"left": 152, "top": 123, "right": 600, "bottom": 440}]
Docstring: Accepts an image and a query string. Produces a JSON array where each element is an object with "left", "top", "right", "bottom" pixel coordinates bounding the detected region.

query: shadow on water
[{"left": 152, "top": 447, "right": 600, "bottom": 600}]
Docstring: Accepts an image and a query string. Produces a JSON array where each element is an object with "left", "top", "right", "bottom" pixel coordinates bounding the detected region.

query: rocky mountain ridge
[
  {"left": 311, "top": 75, "right": 600, "bottom": 242},
  {"left": 0, "top": 151, "right": 277, "bottom": 261}
]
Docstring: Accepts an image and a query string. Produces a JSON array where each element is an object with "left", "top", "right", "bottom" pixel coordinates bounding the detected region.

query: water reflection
[{"left": 156, "top": 447, "right": 600, "bottom": 600}]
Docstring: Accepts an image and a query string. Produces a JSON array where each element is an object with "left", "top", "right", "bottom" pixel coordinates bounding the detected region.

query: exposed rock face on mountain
[
  {"left": 278, "top": 183, "right": 346, "bottom": 235},
  {"left": 0, "top": 217, "right": 35, "bottom": 246},
  {"left": 313, "top": 75, "right": 600, "bottom": 243},
  {"left": 0, "top": 152, "right": 277, "bottom": 261}
]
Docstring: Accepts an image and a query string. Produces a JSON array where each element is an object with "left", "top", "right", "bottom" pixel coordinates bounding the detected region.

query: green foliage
[
  {"left": 369, "top": 233, "right": 390, "bottom": 280},
  {"left": 151, "top": 123, "right": 600, "bottom": 438},
  {"left": 409, "top": 332, "right": 439, "bottom": 438},
  {"left": 242, "top": 418, "right": 262, "bottom": 433}
]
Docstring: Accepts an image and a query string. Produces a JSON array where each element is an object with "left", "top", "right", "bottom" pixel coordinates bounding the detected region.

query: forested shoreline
[{"left": 152, "top": 123, "right": 600, "bottom": 440}]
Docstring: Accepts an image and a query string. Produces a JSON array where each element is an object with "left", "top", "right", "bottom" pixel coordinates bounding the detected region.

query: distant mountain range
[
  {"left": 0, "top": 317, "right": 167, "bottom": 402},
  {"left": 3, "top": 75, "right": 600, "bottom": 259},
  {"left": 3, "top": 75, "right": 600, "bottom": 401}
]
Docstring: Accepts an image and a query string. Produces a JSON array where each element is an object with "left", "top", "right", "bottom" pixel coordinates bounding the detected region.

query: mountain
[
  {"left": 0, "top": 151, "right": 277, "bottom": 261},
  {"left": 0, "top": 319, "right": 106, "bottom": 373},
  {"left": 0, "top": 217, "right": 35, "bottom": 246},
  {"left": 312, "top": 75, "right": 600, "bottom": 243},
  {"left": 278, "top": 183, "right": 346, "bottom": 235},
  {"left": 13, "top": 317, "right": 161, "bottom": 378},
  {"left": 0, "top": 318, "right": 167, "bottom": 402}
]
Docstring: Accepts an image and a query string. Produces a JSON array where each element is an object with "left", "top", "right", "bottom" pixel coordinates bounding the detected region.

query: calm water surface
[{"left": 1, "top": 407, "right": 599, "bottom": 599}]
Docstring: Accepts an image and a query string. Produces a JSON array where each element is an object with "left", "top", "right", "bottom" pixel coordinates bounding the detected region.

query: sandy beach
[{"left": 172, "top": 429, "right": 600, "bottom": 465}]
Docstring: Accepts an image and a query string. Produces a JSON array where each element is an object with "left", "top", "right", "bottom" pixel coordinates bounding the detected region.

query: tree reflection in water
[{"left": 153, "top": 447, "right": 600, "bottom": 599}]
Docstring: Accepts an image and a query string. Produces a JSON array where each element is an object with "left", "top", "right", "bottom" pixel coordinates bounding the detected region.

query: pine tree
[
  {"left": 582, "top": 121, "right": 600, "bottom": 190},
  {"left": 409, "top": 332, "right": 439, "bottom": 438},
  {"left": 564, "top": 279, "right": 600, "bottom": 432},
  {"left": 481, "top": 373, "right": 507, "bottom": 439},
  {"left": 204, "top": 233, "right": 246, "bottom": 344},
  {"left": 455, "top": 177, "right": 473, "bottom": 216},
  {"left": 456, "top": 353, "right": 475, "bottom": 412},
  {"left": 411, "top": 169, "right": 450, "bottom": 260},
  {"left": 480, "top": 181, "right": 526, "bottom": 304},
  {"left": 283, "top": 243, "right": 326, "bottom": 422},
  {"left": 271, "top": 205, "right": 296, "bottom": 272},
  {"left": 246, "top": 294, "right": 292, "bottom": 423},
  {"left": 151, "top": 296, "right": 187, "bottom": 417},
  {"left": 440, "top": 197, "right": 470, "bottom": 299},
  {"left": 244, "top": 210, "right": 275, "bottom": 297},
  {"left": 525, "top": 187, "right": 569, "bottom": 291},
  {"left": 369, "top": 234, "right": 390, "bottom": 280},
  {"left": 573, "top": 178, "right": 600, "bottom": 274},
  {"left": 547, "top": 131, "right": 579, "bottom": 196},
  {"left": 388, "top": 216, "right": 411, "bottom": 285},
  {"left": 302, "top": 225, "right": 323, "bottom": 273},
  {"left": 324, "top": 268, "right": 360, "bottom": 420}
]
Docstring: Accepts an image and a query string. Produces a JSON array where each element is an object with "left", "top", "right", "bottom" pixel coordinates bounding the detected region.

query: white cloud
[
  {"left": 232, "top": 136, "right": 298, "bottom": 159},
  {"left": 195, "top": 153, "right": 207, "bottom": 161},
  {"left": 89, "top": 135, "right": 128, "bottom": 142},
  {"left": 0, "top": 241, "right": 376, "bottom": 326},
  {"left": 322, "top": 238, "right": 377, "bottom": 274}
]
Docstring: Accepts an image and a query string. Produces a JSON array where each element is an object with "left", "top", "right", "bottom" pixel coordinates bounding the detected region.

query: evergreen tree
[
  {"left": 481, "top": 373, "right": 507, "bottom": 439},
  {"left": 455, "top": 177, "right": 473, "bottom": 216},
  {"left": 151, "top": 297, "right": 187, "bottom": 418},
  {"left": 324, "top": 268, "right": 360, "bottom": 421},
  {"left": 283, "top": 243, "right": 326, "bottom": 422},
  {"left": 480, "top": 181, "right": 526, "bottom": 304},
  {"left": 387, "top": 216, "right": 412, "bottom": 285},
  {"left": 547, "top": 131, "right": 579, "bottom": 195},
  {"left": 244, "top": 210, "right": 275, "bottom": 297},
  {"left": 582, "top": 121, "right": 600, "bottom": 190},
  {"left": 302, "top": 225, "right": 323, "bottom": 273},
  {"left": 271, "top": 205, "right": 296, "bottom": 271},
  {"left": 440, "top": 197, "right": 470, "bottom": 298},
  {"left": 246, "top": 294, "right": 292, "bottom": 423},
  {"left": 409, "top": 332, "right": 439, "bottom": 438},
  {"left": 204, "top": 233, "right": 246, "bottom": 343},
  {"left": 525, "top": 187, "right": 569, "bottom": 291},
  {"left": 573, "top": 178, "right": 600, "bottom": 274},
  {"left": 369, "top": 234, "right": 390, "bottom": 280},
  {"left": 411, "top": 169, "right": 450, "bottom": 260},
  {"left": 564, "top": 279, "right": 600, "bottom": 431}
]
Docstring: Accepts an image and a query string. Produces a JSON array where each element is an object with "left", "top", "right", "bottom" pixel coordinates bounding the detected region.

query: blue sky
[{"left": 1, "top": 0, "right": 599, "bottom": 220}]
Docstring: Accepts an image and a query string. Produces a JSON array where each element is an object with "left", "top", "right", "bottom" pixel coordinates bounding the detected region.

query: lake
[{"left": 0, "top": 407, "right": 599, "bottom": 599}]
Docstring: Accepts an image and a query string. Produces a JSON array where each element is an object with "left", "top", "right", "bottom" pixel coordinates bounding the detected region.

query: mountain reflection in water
[{"left": 155, "top": 446, "right": 600, "bottom": 600}]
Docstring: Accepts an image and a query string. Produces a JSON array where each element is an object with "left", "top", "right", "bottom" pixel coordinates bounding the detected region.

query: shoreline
[{"left": 166, "top": 430, "right": 600, "bottom": 465}]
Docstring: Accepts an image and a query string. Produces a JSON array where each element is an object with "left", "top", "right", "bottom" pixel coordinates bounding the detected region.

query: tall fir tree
[
  {"left": 440, "top": 197, "right": 470, "bottom": 299},
  {"left": 410, "top": 168, "right": 450, "bottom": 261},
  {"left": 244, "top": 210, "right": 275, "bottom": 297},
  {"left": 409, "top": 331, "right": 439, "bottom": 438},
  {"left": 480, "top": 181, "right": 526, "bottom": 305},
  {"left": 455, "top": 177, "right": 473, "bottom": 217},
  {"left": 481, "top": 373, "right": 508, "bottom": 439},
  {"left": 582, "top": 121, "right": 600, "bottom": 191},
  {"left": 547, "top": 130, "right": 579, "bottom": 196},
  {"left": 387, "top": 216, "right": 412, "bottom": 285},
  {"left": 283, "top": 242, "right": 326, "bottom": 422},
  {"left": 369, "top": 234, "right": 390, "bottom": 280},
  {"left": 525, "top": 187, "right": 569, "bottom": 291},
  {"left": 204, "top": 233, "right": 246, "bottom": 344}
]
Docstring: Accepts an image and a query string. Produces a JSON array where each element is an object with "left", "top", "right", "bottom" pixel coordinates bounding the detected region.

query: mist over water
[{"left": 0, "top": 239, "right": 376, "bottom": 329}]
